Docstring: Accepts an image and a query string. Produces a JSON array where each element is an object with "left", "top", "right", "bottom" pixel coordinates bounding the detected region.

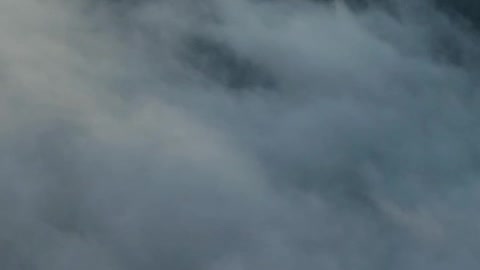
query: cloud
[{"left": 1, "top": 0, "right": 480, "bottom": 269}]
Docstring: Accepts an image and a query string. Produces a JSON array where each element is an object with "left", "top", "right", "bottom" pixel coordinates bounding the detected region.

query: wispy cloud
[{"left": 1, "top": 0, "right": 480, "bottom": 269}]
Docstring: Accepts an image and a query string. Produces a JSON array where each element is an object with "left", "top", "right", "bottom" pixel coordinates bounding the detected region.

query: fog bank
[{"left": 1, "top": 0, "right": 480, "bottom": 269}]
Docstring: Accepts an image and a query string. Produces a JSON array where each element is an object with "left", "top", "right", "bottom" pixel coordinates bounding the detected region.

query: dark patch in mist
[{"left": 185, "top": 36, "right": 276, "bottom": 90}]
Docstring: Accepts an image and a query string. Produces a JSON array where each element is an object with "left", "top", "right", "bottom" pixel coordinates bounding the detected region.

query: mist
[{"left": 1, "top": 0, "right": 480, "bottom": 269}]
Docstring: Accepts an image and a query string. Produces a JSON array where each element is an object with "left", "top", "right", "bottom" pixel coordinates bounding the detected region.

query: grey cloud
[{"left": 1, "top": 0, "right": 480, "bottom": 269}]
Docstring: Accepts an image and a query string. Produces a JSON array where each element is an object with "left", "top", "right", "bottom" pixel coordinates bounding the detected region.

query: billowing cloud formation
[{"left": 1, "top": 0, "right": 480, "bottom": 269}]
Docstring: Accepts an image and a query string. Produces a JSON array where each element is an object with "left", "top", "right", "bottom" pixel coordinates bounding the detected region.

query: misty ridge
[{"left": 1, "top": 0, "right": 480, "bottom": 269}]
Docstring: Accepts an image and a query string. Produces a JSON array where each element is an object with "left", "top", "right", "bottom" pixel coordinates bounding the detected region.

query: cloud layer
[{"left": 1, "top": 0, "right": 480, "bottom": 269}]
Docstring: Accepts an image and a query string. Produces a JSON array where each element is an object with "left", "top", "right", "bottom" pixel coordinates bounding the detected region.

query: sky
[{"left": 1, "top": 0, "right": 480, "bottom": 269}]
